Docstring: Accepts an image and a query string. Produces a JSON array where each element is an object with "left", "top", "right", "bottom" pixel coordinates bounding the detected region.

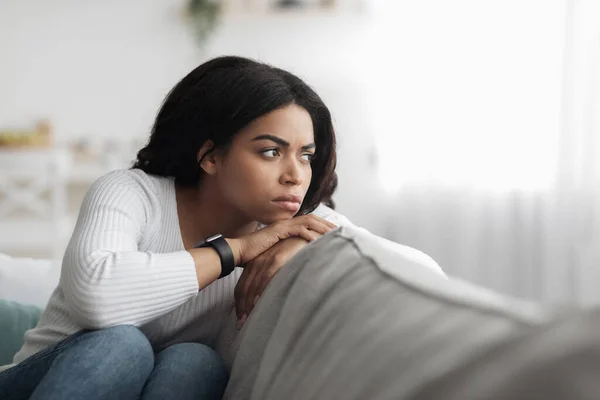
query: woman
[{"left": 0, "top": 56, "right": 352, "bottom": 399}]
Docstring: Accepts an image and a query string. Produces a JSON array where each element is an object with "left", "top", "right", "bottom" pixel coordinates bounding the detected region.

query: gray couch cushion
[
  {"left": 412, "top": 308, "right": 600, "bottom": 399},
  {"left": 222, "top": 226, "right": 554, "bottom": 399}
]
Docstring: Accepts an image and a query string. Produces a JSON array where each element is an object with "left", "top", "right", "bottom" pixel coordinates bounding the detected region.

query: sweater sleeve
[{"left": 60, "top": 170, "right": 199, "bottom": 330}]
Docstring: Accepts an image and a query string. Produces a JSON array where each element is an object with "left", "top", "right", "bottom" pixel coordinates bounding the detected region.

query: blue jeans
[{"left": 0, "top": 325, "right": 229, "bottom": 400}]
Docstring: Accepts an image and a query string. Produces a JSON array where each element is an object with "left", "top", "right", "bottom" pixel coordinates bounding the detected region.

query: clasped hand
[{"left": 233, "top": 215, "right": 336, "bottom": 327}]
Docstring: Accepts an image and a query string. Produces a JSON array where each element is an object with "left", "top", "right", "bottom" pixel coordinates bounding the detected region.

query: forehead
[{"left": 236, "top": 104, "right": 314, "bottom": 144}]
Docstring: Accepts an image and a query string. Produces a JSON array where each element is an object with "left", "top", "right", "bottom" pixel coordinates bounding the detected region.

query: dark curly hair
[{"left": 132, "top": 55, "right": 337, "bottom": 213}]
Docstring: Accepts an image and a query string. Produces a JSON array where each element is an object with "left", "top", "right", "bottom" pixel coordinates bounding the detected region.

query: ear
[{"left": 197, "top": 140, "right": 219, "bottom": 175}]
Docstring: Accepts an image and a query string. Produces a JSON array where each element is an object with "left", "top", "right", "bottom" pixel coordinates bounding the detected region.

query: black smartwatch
[{"left": 193, "top": 234, "right": 235, "bottom": 279}]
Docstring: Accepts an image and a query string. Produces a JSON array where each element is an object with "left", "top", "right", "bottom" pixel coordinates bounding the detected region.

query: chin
[{"left": 256, "top": 210, "right": 296, "bottom": 225}]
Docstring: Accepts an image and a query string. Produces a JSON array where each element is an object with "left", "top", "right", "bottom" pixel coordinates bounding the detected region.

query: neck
[{"left": 175, "top": 178, "right": 258, "bottom": 246}]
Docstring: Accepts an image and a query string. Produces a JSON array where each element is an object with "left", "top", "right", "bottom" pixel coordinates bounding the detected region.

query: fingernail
[
  {"left": 237, "top": 314, "right": 247, "bottom": 329},
  {"left": 253, "top": 295, "right": 259, "bottom": 306}
]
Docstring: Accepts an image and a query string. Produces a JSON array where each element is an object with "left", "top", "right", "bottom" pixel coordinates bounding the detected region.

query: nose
[{"left": 280, "top": 158, "right": 304, "bottom": 186}]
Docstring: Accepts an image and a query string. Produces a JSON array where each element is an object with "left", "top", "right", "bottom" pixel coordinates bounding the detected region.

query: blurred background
[{"left": 0, "top": 0, "right": 599, "bottom": 306}]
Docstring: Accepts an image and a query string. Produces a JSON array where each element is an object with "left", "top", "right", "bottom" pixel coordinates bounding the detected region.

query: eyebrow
[{"left": 252, "top": 134, "right": 316, "bottom": 150}]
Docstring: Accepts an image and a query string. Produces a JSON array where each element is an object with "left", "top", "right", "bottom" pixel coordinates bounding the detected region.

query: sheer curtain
[{"left": 368, "top": 0, "right": 600, "bottom": 305}]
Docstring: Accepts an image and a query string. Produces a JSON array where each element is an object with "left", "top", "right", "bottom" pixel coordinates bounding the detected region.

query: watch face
[{"left": 205, "top": 233, "right": 223, "bottom": 243}]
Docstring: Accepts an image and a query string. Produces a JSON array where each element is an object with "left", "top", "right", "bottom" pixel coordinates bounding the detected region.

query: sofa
[
  {"left": 0, "top": 253, "right": 61, "bottom": 365},
  {"left": 2, "top": 227, "right": 600, "bottom": 399}
]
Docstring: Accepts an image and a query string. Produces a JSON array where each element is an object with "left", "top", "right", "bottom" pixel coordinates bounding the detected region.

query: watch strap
[{"left": 193, "top": 234, "right": 235, "bottom": 279}]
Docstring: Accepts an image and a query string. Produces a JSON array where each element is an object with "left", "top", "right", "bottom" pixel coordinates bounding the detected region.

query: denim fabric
[{"left": 0, "top": 325, "right": 228, "bottom": 400}]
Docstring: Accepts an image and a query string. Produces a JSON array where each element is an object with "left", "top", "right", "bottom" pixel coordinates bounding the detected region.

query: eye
[
  {"left": 301, "top": 153, "right": 315, "bottom": 162},
  {"left": 261, "top": 148, "right": 280, "bottom": 158}
]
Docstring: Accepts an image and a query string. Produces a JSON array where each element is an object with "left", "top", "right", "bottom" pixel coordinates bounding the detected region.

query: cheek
[
  {"left": 301, "top": 166, "right": 313, "bottom": 192},
  {"left": 219, "top": 157, "right": 274, "bottom": 199}
]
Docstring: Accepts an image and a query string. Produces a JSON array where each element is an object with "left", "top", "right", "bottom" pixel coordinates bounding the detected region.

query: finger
[
  {"left": 272, "top": 217, "right": 329, "bottom": 241},
  {"left": 287, "top": 220, "right": 328, "bottom": 238},
  {"left": 240, "top": 263, "right": 262, "bottom": 317},
  {"left": 234, "top": 269, "right": 250, "bottom": 319},
  {"left": 256, "top": 268, "right": 278, "bottom": 301},
  {"left": 245, "top": 262, "right": 266, "bottom": 314},
  {"left": 295, "top": 226, "right": 322, "bottom": 242},
  {"left": 303, "top": 217, "right": 335, "bottom": 235},
  {"left": 310, "top": 215, "right": 337, "bottom": 230},
  {"left": 249, "top": 269, "right": 276, "bottom": 315},
  {"left": 236, "top": 264, "right": 260, "bottom": 318},
  {"left": 237, "top": 313, "right": 247, "bottom": 330}
]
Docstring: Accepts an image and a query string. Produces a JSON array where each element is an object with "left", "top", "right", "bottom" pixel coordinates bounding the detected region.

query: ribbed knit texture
[{"left": 10, "top": 169, "right": 352, "bottom": 366}]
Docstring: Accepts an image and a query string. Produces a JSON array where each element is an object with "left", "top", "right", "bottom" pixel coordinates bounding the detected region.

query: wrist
[
  {"left": 225, "top": 238, "right": 243, "bottom": 266},
  {"left": 187, "top": 247, "right": 222, "bottom": 285}
]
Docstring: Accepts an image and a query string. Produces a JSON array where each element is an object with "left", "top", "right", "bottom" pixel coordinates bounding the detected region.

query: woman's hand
[
  {"left": 228, "top": 214, "right": 336, "bottom": 266},
  {"left": 234, "top": 236, "right": 311, "bottom": 324}
]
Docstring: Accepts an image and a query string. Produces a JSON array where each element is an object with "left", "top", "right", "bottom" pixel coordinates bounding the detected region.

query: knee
[
  {"left": 158, "top": 343, "right": 228, "bottom": 379},
  {"left": 101, "top": 325, "right": 152, "bottom": 352},
  {"left": 88, "top": 325, "right": 154, "bottom": 374}
]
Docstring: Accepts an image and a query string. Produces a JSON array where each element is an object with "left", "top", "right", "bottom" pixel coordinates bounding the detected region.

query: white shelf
[
  {"left": 67, "top": 162, "right": 125, "bottom": 185},
  {"left": 218, "top": 0, "right": 366, "bottom": 20},
  {"left": 0, "top": 147, "right": 73, "bottom": 258},
  {"left": 0, "top": 146, "right": 128, "bottom": 185}
]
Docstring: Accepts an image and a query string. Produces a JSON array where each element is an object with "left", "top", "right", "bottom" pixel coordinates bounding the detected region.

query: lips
[
  {"left": 273, "top": 194, "right": 303, "bottom": 204},
  {"left": 272, "top": 194, "right": 303, "bottom": 212}
]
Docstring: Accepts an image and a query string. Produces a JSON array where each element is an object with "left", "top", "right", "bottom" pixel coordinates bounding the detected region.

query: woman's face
[{"left": 214, "top": 104, "right": 315, "bottom": 225}]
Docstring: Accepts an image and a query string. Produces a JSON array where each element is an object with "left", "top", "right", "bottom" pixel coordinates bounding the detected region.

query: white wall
[
  {"left": 203, "top": 10, "right": 385, "bottom": 232},
  {"left": 0, "top": 0, "right": 200, "bottom": 139},
  {"left": 0, "top": 0, "right": 387, "bottom": 237},
  {"left": 4, "top": 1, "right": 595, "bottom": 305}
]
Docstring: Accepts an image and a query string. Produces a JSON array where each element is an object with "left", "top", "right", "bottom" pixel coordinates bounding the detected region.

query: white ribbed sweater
[{"left": 10, "top": 169, "right": 352, "bottom": 367}]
